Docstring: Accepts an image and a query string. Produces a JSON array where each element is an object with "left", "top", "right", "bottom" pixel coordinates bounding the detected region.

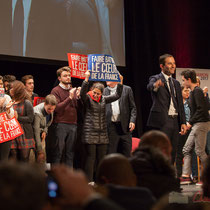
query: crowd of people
[{"left": 0, "top": 54, "right": 209, "bottom": 209}]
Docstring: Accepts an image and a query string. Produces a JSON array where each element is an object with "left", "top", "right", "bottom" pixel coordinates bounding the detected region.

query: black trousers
[
  {"left": 84, "top": 144, "right": 107, "bottom": 181},
  {"left": 160, "top": 116, "right": 179, "bottom": 164},
  {"left": 52, "top": 123, "right": 77, "bottom": 167},
  {"left": 107, "top": 122, "right": 132, "bottom": 157},
  {"left": 0, "top": 141, "right": 12, "bottom": 161}
]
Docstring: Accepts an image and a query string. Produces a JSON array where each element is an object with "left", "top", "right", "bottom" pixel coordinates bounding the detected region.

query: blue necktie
[{"left": 12, "top": 0, "right": 24, "bottom": 56}]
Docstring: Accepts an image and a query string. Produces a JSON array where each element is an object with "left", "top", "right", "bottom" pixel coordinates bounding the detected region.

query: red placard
[
  {"left": 0, "top": 112, "right": 23, "bottom": 143},
  {"left": 33, "top": 97, "right": 45, "bottom": 107},
  {"left": 67, "top": 53, "right": 88, "bottom": 79}
]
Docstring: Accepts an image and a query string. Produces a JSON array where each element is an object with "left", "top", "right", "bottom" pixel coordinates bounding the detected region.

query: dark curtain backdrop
[
  {"left": 124, "top": 0, "right": 210, "bottom": 137},
  {"left": 0, "top": 0, "right": 210, "bottom": 137}
]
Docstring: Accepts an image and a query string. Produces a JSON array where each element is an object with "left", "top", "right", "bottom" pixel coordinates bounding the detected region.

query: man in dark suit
[
  {"left": 147, "top": 54, "right": 186, "bottom": 164},
  {"left": 0, "top": 0, "right": 102, "bottom": 60},
  {"left": 104, "top": 81, "right": 137, "bottom": 157}
]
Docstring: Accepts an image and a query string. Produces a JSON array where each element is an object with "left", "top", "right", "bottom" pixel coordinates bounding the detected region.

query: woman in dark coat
[
  {"left": 80, "top": 70, "right": 123, "bottom": 181},
  {"left": 9, "top": 81, "right": 35, "bottom": 162}
]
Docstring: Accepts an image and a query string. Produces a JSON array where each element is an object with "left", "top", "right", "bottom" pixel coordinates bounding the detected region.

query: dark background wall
[{"left": 0, "top": 0, "right": 210, "bottom": 137}]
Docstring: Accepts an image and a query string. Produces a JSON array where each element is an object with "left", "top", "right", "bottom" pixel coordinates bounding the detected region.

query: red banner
[
  {"left": 67, "top": 53, "right": 88, "bottom": 79},
  {"left": 33, "top": 97, "right": 45, "bottom": 107},
  {"left": 0, "top": 113, "right": 23, "bottom": 143}
]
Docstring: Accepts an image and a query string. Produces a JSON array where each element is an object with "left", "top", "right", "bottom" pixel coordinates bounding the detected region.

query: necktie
[
  {"left": 12, "top": 0, "right": 24, "bottom": 56},
  {"left": 168, "top": 77, "right": 178, "bottom": 110}
]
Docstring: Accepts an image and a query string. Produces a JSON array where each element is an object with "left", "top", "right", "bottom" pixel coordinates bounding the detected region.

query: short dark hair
[
  {"left": 21, "top": 75, "right": 34, "bottom": 85},
  {"left": 96, "top": 153, "right": 136, "bottom": 186},
  {"left": 159, "top": 54, "right": 174, "bottom": 65},
  {"left": 3, "top": 75, "right": 16, "bottom": 83},
  {"left": 45, "top": 94, "right": 57, "bottom": 106},
  {"left": 181, "top": 69, "right": 197, "bottom": 83},
  {"left": 56, "top": 66, "right": 71, "bottom": 77},
  {"left": 92, "top": 82, "right": 104, "bottom": 93},
  {"left": 139, "top": 130, "right": 172, "bottom": 159}
]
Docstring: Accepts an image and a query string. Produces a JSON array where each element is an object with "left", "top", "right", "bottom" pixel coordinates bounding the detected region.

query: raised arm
[
  {"left": 147, "top": 75, "right": 164, "bottom": 92},
  {"left": 104, "top": 74, "right": 123, "bottom": 104},
  {"left": 80, "top": 70, "right": 91, "bottom": 102}
]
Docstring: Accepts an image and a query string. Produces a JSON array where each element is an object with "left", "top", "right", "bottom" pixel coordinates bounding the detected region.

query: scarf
[{"left": 87, "top": 91, "right": 101, "bottom": 103}]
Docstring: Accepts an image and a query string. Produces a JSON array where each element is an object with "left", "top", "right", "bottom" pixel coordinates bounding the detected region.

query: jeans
[
  {"left": 176, "top": 132, "right": 189, "bottom": 177},
  {"left": 182, "top": 121, "right": 210, "bottom": 175},
  {"left": 205, "top": 131, "right": 210, "bottom": 155}
]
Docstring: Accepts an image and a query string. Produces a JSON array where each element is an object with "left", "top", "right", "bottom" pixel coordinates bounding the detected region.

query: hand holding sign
[
  {"left": 68, "top": 53, "right": 121, "bottom": 82},
  {"left": 88, "top": 54, "right": 120, "bottom": 82},
  {"left": 0, "top": 112, "right": 23, "bottom": 143},
  {"left": 119, "top": 73, "right": 123, "bottom": 84},
  {"left": 5, "top": 101, "right": 15, "bottom": 119},
  {"left": 85, "top": 70, "right": 90, "bottom": 82},
  {"left": 6, "top": 100, "right": 15, "bottom": 110}
]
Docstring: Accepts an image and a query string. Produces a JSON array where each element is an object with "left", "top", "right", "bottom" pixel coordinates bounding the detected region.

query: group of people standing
[
  {"left": 48, "top": 66, "right": 137, "bottom": 181},
  {"left": 0, "top": 66, "right": 137, "bottom": 182},
  {"left": 0, "top": 54, "right": 209, "bottom": 185},
  {"left": 0, "top": 74, "right": 57, "bottom": 163},
  {"left": 147, "top": 53, "right": 210, "bottom": 184}
]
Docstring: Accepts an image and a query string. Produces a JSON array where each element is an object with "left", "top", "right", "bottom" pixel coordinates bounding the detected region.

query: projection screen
[{"left": 0, "top": 0, "right": 125, "bottom": 66}]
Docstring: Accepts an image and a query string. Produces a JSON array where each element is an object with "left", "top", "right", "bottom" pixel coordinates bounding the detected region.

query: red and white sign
[
  {"left": 67, "top": 53, "right": 88, "bottom": 79},
  {"left": 0, "top": 112, "right": 23, "bottom": 143},
  {"left": 33, "top": 97, "right": 45, "bottom": 107}
]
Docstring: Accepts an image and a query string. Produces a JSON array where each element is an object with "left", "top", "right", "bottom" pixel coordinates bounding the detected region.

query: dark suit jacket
[
  {"left": 147, "top": 72, "right": 185, "bottom": 128},
  {"left": 0, "top": 0, "right": 102, "bottom": 60},
  {"left": 104, "top": 85, "right": 137, "bottom": 134}
]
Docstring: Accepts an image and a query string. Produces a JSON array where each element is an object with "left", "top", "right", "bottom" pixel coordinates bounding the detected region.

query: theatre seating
[{"left": 131, "top": 137, "right": 141, "bottom": 153}]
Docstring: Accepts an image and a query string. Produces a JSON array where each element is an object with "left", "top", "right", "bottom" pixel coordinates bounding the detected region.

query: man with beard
[
  {"left": 51, "top": 66, "right": 80, "bottom": 167},
  {"left": 147, "top": 54, "right": 186, "bottom": 164}
]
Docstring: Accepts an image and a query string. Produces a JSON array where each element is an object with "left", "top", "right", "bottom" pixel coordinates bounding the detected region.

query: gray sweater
[{"left": 33, "top": 103, "right": 53, "bottom": 152}]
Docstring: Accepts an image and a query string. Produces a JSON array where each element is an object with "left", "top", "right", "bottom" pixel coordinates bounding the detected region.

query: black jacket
[
  {"left": 147, "top": 72, "right": 186, "bottom": 128},
  {"left": 189, "top": 86, "right": 210, "bottom": 125},
  {"left": 80, "top": 81, "right": 122, "bottom": 144},
  {"left": 104, "top": 85, "right": 137, "bottom": 134}
]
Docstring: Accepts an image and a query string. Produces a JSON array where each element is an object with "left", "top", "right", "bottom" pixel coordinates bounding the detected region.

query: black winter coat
[{"left": 80, "top": 81, "right": 123, "bottom": 144}]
